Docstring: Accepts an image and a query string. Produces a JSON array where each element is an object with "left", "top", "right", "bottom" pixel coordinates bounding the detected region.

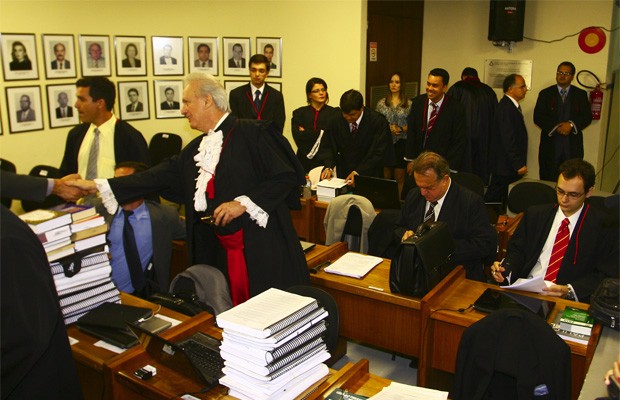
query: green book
[{"left": 559, "top": 306, "right": 594, "bottom": 335}]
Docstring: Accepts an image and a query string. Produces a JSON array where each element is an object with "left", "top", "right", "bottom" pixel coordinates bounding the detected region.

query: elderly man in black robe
[{"left": 69, "top": 72, "right": 309, "bottom": 305}]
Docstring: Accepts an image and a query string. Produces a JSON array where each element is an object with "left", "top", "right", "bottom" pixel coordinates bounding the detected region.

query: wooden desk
[
  {"left": 418, "top": 267, "right": 601, "bottom": 400},
  {"left": 290, "top": 197, "right": 328, "bottom": 244},
  {"left": 67, "top": 293, "right": 201, "bottom": 400},
  {"left": 309, "top": 246, "right": 429, "bottom": 358}
]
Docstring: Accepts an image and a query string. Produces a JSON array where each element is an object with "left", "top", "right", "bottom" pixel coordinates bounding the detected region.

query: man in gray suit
[{"left": 106, "top": 162, "right": 185, "bottom": 297}]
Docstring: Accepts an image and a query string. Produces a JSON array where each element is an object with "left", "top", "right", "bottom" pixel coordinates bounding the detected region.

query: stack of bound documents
[
  {"left": 216, "top": 288, "right": 331, "bottom": 400},
  {"left": 19, "top": 204, "right": 119, "bottom": 325},
  {"left": 316, "top": 178, "right": 348, "bottom": 202}
]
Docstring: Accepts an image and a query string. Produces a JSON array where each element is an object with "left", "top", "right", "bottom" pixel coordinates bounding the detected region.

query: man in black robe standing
[
  {"left": 447, "top": 67, "right": 497, "bottom": 183},
  {"left": 69, "top": 72, "right": 309, "bottom": 305}
]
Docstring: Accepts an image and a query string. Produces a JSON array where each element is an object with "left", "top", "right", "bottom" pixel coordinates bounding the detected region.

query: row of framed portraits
[
  {"left": 2, "top": 80, "right": 282, "bottom": 135},
  {"left": 1, "top": 33, "right": 283, "bottom": 81}
]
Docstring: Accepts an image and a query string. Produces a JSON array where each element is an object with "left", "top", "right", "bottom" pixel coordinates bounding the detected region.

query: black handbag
[
  {"left": 389, "top": 221, "right": 455, "bottom": 297},
  {"left": 589, "top": 278, "right": 619, "bottom": 330}
]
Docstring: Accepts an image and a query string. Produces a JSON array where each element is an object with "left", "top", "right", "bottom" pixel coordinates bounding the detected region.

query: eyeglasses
[
  {"left": 311, "top": 88, "right": 327, "bottom": 94},
  {"left": 556, "top": 71, "right": 573, "bottom": 76},
  {"left": 556, "top": 186, "right": 584, "bottom": 199}
]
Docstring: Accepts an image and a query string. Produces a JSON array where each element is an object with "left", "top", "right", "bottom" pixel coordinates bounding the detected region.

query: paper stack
[
  {"left": 316, "top": 178, "right": 348, "bottom": 202},
  {"left": 216, "top": 288, "right": 331, "bottom": 400},
  {"left": 19, "top": 204, "right": 119, "bottom": 325}
]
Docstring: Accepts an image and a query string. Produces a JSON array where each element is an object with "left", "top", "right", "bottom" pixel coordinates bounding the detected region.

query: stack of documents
[
  {"left": 216, "top": 288, "right": 331, "bottom": 400},
  {"left": 316, "top": 178, "right": 348, "bottom": 202}
]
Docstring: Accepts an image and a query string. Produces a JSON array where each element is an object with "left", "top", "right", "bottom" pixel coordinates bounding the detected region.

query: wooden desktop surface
[{"left": 419, "top": 266, "right": 601, "bottom": 400}]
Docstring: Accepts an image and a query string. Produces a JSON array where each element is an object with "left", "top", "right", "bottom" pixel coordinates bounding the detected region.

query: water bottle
[{"left": 302, "top": 175, "right": 312, "bottom": 199}]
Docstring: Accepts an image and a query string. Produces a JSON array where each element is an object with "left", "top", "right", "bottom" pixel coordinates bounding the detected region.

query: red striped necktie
[{"left": 544, "top": 218, "right": 570, "bottom": 283}]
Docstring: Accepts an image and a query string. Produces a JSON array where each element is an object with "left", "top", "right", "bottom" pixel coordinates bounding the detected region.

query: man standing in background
[{"left": 534, "top": 61, "right": 592, "bottom": 181}]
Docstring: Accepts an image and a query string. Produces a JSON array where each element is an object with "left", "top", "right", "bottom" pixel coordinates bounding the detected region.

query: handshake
[{"left": 53, "top": 174, "right": 98, "bottom": 202}]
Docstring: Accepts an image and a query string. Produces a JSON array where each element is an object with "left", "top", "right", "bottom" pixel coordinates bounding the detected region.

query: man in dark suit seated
[
  {"left": 491, "top": 159, "right": 619, "bottom": 303},
  {"left": 395, "top": 151, "right": 497, "bottom": 281},
  {"left": 106, "top": 162, "right": 185, "bottom": 298},
  {"left": 405, "top": 68, "right": 467, "bottom": 172},
  {"left": 228, "top": 54, "right": 285, "bottom": 131},
  {"left": 55, "top": 91, "right": 73, "bottom": 118},
  {"left": 321, "top": 89, "right": 391, "bottom": 185}
]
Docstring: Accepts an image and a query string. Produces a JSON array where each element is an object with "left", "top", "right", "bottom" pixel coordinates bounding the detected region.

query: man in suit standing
[
  {"left": 405, "top": 68, "right": 467, "bottom": 172},
  {"left": 485, "top": 74, "right": 528, "bottom": 204},
  {"left": 16, "top": 95, "right": 35, "bottom": 122},
  {"left": 229, "top": 54, "right": 285, "bottom": 131},
  {"left": 126, "top": 88, "right": 144, "bottom": 112},
  {"left": 194, "top": 43, "right": 213, "bottom": 68},
  {"left": 322, "top": 89, "right": 391, "bottom": 184},
  {"left": 51, "top": 42, "right": 70, "bottom": 70},
  {"left": 395, "top": 152, "right": 497, "bottom": 281},
  {"left": 534, "top": 61, "right": 592, "bottom": 181},
  {"left": 160, "top": 87, "right": 180, "bottom": 110},
  {"left": 107, "top": 162, "right": 185, "bottom": 297},
  {"left": 59, "top": 76, "right": 150, "bottom": 180},
  {"left": 227, "top": 43, "right": 245, "bottom": 68},
  {"left": 159, "top": 44, "right": 177, "bottom": 65},
  {"left": 55, "top": 92, "right": 73, "bottom": 118},
  {"left": 492, "top": 159, "right": 618, "bottom": 302}
]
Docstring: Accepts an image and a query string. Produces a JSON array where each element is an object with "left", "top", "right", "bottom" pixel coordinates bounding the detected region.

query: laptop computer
[
  {"left": 127, "top": 322, "right": 225, "bottom": 386},
  {"left": 354, "top": 175, "right": 401, "bottom": 210}
]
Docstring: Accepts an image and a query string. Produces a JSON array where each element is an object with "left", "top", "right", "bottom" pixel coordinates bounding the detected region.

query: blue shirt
[{"left": 108, "top": 202, "right": 153, "bottom": 293}]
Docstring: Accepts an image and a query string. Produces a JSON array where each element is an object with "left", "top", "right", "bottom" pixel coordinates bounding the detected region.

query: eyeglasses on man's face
[
  {"left": 555, "top": 186, "right": 584, "bottom": 199},
  {"left": 556, "top": 71, "right": 573, "bottom": 76}
]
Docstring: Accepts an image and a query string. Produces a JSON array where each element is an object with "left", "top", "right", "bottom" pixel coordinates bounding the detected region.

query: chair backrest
[
  {"left": 324, "top": 195, "right": 375, "bottom": 253},
  {"left": 341, "top": 206, "right": 362, "bottom": 252},
  {"left": 507, "top": 182, "right": 556, "bottom": 214},
  {"left": 1, "top": 158, "right": 17, "bottom": 208},
  {"left": 169, "top": 264, "right": 233, "bottom": 316},
  {"left": 21, "top": 165, "right": 65, "bottom": 212},
  {"left": 451, "top": 172, "right": 485, "bottom": 197},
  {"left": 149, "top": 132, "right": 182, "bottom": 165},
  {"left": 454, "top": 309, "right": 571, "bottom": 400},
  {"left": 285, "top": 285, "right": 339, "bottom": 356}
]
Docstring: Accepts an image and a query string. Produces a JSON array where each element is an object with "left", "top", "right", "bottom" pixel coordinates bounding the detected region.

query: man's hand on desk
[{"left": 214, "top": 200, "right": 245, "bottom": 227}]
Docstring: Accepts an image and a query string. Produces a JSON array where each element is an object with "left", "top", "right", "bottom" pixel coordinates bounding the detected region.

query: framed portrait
[
  {"left": 188, "top": 37, "right": 218, "bottom": 75},
  {"left": 1, "top": 33, "right": 39, "bottom": 81},
  {"left": 224, "top": 80, "right": 247, "bottom": 98},
  {"left": 223, "top": 37, "right": 250, "bottom": 76},
  {"left": 6, "top": 86, "right": 43, "bottom": 133},
  {"left": 115, "top": 36, "right": 147, "bottom": 76},
  {"left": 42, "top": 34, "right": 77, "bottom": 79},
  {"left": 46, "top": 84, "right": 79, "bottom": 129},
  {"left": 118, "top": 81, "right": 150, "bottom": 121},
  {"left": 256, "top": 37, "right": 282, "bottom": 78},
  {"left": 79, "top": 35, "right": 111, "bottom": 77},
  {"left": 154, "top": 80, "right": 183, "bottom": 119},
  {"left": 152, "top": 36, "right": 184, "bottom": 76}
]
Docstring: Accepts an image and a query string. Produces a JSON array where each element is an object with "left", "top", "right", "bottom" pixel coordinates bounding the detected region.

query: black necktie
[
  {"left": 122, "top": 210, "right": 145, "bottom": 293},
  {"left": 423, "top": 201, "right": 438, "bottom": 223},
  {"left": 254, "top": 90, "right": 261, "bottom": 110},
  {"left": 351, "top": 122, "right": 358, "bottom": 135}
]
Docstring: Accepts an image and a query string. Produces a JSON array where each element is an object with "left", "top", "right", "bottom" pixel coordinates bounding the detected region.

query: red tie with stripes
[{"left": 545, "top": 218, "right": 570, "bottom": 283}]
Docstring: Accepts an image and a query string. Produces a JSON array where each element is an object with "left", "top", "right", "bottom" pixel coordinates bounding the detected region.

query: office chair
[
  {"left": 507, "top": 181, "right": 556, "bottom": 214},
  {"left": 1, "top": 158, "right": 17, "bottom": 208},
  {"left": 285, "top": 285, "right": 339, "bottom": 359},
  {"left": 324, "top": 195, "right": 375, "bottom": 253},
  {"left": 451, "top": 172, "right": 485, "bottom": 197},
  {"left": 149, "top": 132, "right": 182, "bottom": 165},
  {"left": 454, "top": 309, "right": 571, "bottom": 400},
  {"left": 21, "top": 165, "right": 65, "bottom": 212}
]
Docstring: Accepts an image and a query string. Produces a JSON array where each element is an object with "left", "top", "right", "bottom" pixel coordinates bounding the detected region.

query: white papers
[
  {"left": 505, "top": 275, "right": 553, "bottom": 293},
  {"left": 369, "top": 382, "right": 448, "bottom": 399},
  {"left": 317, "top": 177, "right": 348, "bottom": 189},
  {"left": 324, "top": 252, "right": 383, "bottom": 278}
]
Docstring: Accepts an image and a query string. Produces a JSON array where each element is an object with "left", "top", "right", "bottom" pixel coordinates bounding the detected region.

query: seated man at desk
[
  {"left": 491, "top": 159, "right": 619, "bottom": 302},
  {"left": 395, "top": 152, "right": 497, "bottom": 281}
]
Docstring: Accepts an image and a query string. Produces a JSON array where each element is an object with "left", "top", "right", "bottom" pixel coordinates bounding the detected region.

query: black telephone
[{"left": 148, "top": 292, "right": 213, "bottom": 316}]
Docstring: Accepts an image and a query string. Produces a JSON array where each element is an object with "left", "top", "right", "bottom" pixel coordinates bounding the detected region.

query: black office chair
[
  {"left": 286, "top": 285, "right": 339, "bottom": 362},
  {"left": 507, "top": 181, "right": 556, "bottom": 214},
  {"left": 454, "top": 309, "right": 571, "bottom": 400},
  {"left": 1, "top": 158, "right": 17, "bottom": 208},
  {"left": 21, "top": 165, "right": 65, "bottom": 212},
  {"left": 341, "top": 206, "right": 363, "bottom": 252},
  {"left": 149, "top": 132, "right": 182, "bottom": 165},
  {"left": 451, "top": 172, "right": 485, "bottom": 197}
]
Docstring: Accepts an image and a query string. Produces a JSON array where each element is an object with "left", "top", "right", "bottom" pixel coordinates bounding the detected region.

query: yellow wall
[
  {"left": 422, "top": 0, "right": 614, "bottom": 183},
  {"left": 0, "top": 0, "right": 367, "bottom": 175}
]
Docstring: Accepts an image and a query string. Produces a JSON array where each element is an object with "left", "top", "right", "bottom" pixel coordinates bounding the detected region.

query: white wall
[
  {"left": 0, "top": 0, "right": 367, "bottom": 175},
  {"left": 421, "top": 0, "right": 614, "bottom": 181}
]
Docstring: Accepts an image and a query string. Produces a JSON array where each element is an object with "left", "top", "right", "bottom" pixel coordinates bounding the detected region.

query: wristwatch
[{"left": 564, "top": 286, "right": 576, "bottom": 301}]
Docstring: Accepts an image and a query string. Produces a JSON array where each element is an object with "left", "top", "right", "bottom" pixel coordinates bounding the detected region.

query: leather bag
[
  {"left": 589, "top": 278, "right": 619, "bottom": 330},
  {"left": 389, "top": 221, "right": 455, "bottom": 297}
]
